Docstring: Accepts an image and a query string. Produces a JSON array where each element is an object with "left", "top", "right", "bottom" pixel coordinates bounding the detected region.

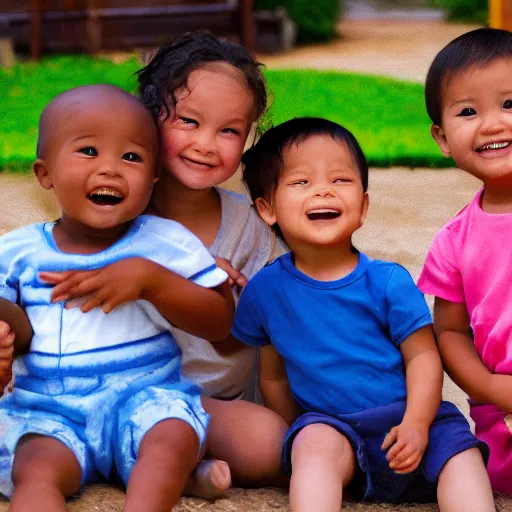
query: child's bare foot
[{"left": 184, "top": 459, "right": 232, "bottom": 500}]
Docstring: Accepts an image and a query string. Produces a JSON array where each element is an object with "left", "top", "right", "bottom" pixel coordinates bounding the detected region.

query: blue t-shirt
[{"left": 232, "top": 252, "right": 432, "bottom": 415}]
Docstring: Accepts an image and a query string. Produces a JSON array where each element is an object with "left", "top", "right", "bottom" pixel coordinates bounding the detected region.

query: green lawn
[{"left": 0, "top": 55, "right": 451, "bottom": 171}]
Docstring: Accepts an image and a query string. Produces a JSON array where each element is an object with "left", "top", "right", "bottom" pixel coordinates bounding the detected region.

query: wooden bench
[{"left": 0, "top": 0, "right": 254, "bottom": 60}]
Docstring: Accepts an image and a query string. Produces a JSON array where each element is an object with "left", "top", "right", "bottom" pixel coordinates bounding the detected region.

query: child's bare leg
[
  {"left": 289, "top": 424, "right": 355, "bottom": 512},
  {"left": 124, "top": 419, "right": 199, "bottom": 512},
  {"left": 195, "top": 397, "right": 288, "bottom": 488},
  {"left": 184, "top": 396, "right": 288, "bottom": 499},
  {"left": 10, "top": 435, "right": 82, "bottom": 512},
  {"left": 437, "top": 448, "right": 495, "bottom": 512}
]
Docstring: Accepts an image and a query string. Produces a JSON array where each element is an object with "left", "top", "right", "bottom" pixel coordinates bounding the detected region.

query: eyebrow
[
  {"left": 177, "top": 105, "right": 247, "bottom": 125},
  {"left": 449, "top": 99, "right": 474, "bottom": 108},
  {"left": 224, "top": 117, "right": 249, "bottom": 125},
  {"left": 127, "top": 140, "right": 149, "bottom": 151},
  {"left": 449, "top": 91, "right": 512, "bottom": 109},
  {"left": 72, "top": 135, "right": 95, "bottom": 142},
  {"left": 177, "top": 105, "right": 202, "bottom": 118},
  {"left": 284, "top": 165, "right": 357, "bottom": 176}
]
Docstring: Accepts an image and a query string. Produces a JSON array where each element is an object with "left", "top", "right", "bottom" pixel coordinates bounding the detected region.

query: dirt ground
[{"left": 3, "top": 168, "right": 511, "bottom": 511}]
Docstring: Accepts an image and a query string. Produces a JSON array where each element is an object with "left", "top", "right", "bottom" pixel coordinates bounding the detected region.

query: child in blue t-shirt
[{"left": 232, "top": 118, "right": 494, "bottom": 511}]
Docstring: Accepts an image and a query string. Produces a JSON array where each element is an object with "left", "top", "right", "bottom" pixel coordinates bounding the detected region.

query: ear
[
  {"left": 360, "top": 193, "right": 369, "bottom": 227},
  {"left": 254, "top": 197, "right": 277, "bottom": 227},
  {"left": 431, "top": 124, "right": 451, "bottom": 158},
  {"left": 33, "top": 159, "right": 52, "bottom": 190}
]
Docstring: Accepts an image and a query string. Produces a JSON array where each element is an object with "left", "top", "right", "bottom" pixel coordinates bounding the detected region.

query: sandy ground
[{"left": 3, "top": 168, "right": 509, "bottom": 511}]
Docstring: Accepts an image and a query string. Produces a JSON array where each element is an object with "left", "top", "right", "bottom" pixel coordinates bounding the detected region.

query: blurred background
[{"left": 0, "top": 0, "right": 500, "bottom": 172}]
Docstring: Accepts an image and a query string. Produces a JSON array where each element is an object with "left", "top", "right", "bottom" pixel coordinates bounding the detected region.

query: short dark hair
[
  {"left": 425, "top": 28, "right": 512, "bottom": 125},
  {"left": 137, "top": 31, "right": 267, "bottom": 122},
  {"left": 242, "top": 117, "right": 368, "bottom": 204}
]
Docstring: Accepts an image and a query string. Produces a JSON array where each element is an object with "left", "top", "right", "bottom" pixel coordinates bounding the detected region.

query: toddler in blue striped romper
[{"left": 0, "top": 84, "right": 233, "bottom": 511}]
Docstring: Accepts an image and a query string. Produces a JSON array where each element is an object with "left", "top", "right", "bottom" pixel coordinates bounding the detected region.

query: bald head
[{"left": 37, "top": 84, "right": 157, "bottom": 159}]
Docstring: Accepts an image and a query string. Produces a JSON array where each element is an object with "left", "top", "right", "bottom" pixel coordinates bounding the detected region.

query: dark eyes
[
  {"left": 221, "top": 128, "right": 241, "bottom": 136},
  {"left": 178, "top": 117, "right": 239, "bottom": 135},
  {"left": 78, "top": 146, "right": 98, "bottom": 156},
  {"left": 457, "top": 107, "right": 476, "bottom": 117},
  {"left": 290, "top": 178, "right": 350, "bottom": 186},
  {"left": 179, "top": 117, "right": 198, "bottom": 126},
  {"left": 77, "top": 147, "right": 142, "bottom": 162},
  {"left": 456, "top": 101, "right": 512, "bottom": 117},
  {"left": 123, "top": 152, "right": 142, "bottom": 162}
]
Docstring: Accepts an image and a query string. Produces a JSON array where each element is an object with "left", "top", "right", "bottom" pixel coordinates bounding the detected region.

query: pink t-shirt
[{"left": 418, "top": 188, "right": 512, "bottom": 375}]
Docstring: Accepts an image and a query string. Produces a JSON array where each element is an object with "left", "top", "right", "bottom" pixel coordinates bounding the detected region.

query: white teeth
[
  {"left": 481, "top": 141, "right": 509, "bottom": 151},
  {"left": 89, "top": 187, "right": 123, "bottom": 198},
  {"left": 307, "top": 208, "right": 339, "bottom": 214}
]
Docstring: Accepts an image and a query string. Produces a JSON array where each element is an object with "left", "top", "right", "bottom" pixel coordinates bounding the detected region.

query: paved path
[{"left": 258, "top": 19, "right": 481, "bottom": 82}]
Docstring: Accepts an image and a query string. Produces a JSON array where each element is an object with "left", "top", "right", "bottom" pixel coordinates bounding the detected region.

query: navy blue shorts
[{"left": 282, "top": 400, "right": 488, "bottom": 503}]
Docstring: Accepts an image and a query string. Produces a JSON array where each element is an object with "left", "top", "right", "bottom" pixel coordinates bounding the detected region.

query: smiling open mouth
[
  {"left": 306, "top": 209, "right": 341, "bottom": 220},
  {"left": 476, "top": 141, "right": 510, "bottom": 152},
  {"left": 87, "top": 187, "right": 124, "bottom": 206}
]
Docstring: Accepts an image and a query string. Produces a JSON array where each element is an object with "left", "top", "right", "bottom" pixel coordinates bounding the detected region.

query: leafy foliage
[
  {"left": 255, "top": 0, "right": 342, "bottom": 42},
  {"left": 429, "top": 0, "right": 487, "bottom": 23}
]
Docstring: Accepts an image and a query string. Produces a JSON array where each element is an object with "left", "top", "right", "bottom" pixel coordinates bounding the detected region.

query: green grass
[
  {"left": 0, "top": 55, "right": 451, "bottom": 171},
  {"left": 264, "top": 70, "right": 451, "bottom": 167}
]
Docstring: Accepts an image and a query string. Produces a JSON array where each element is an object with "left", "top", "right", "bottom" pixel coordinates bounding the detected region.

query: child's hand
[
  {"left": 0, "top": 321, "right": 15, "bottom": 395},
  {"left": 39, "top": 258, "right": 157, "bottom": 314},
  {"left": 381, "top": 422, "right": 429, "bottom": 474},
  {"left": 214, "top": 257, "right": 248, "bottom": 291}
]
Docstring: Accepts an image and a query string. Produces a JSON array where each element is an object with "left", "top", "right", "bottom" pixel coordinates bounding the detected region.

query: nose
[
  {"left": 97, "top": 155, "right": 120, "bottom": 177},
  {"left": 480, "top": 111, "right": 506, "bottom": 135},
  {"left": 313, "top": 183, "right": 335, "bottom": 197},
  {"left": 193, "top": 128, "right": 216, "bottom": 155}
]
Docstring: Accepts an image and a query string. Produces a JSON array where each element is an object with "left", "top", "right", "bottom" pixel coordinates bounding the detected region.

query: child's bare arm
[
  {"left": 0, "top": 299, "right": 33, "bottom": 392},
  {"left": 258, "top": 343, "right": 300, "bottom": 426},
  {"left": 214, "top": 257, "right": 248, "bottom": 290},
  {"left": 435, "top": 297, "right": 512, "bottom": 411},
  {"left": 401, "top": 325, "right": 443, "bottom": 427},
  {"left": 0, "top": 321, "right": 15, "bottom": 392},
  {"left": 0, "top": 297, "right": 32, "bottom": 354},
  {"left": 383, "top": 325, "right": 443, "bottom": 474},
  {"left": 40, "top": 258, "right": 234, "bottom": 342}
]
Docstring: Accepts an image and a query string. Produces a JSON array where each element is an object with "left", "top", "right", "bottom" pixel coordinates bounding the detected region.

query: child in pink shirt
[{"left": 418, "top": 28, "right": 512, "bottom": 494}]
